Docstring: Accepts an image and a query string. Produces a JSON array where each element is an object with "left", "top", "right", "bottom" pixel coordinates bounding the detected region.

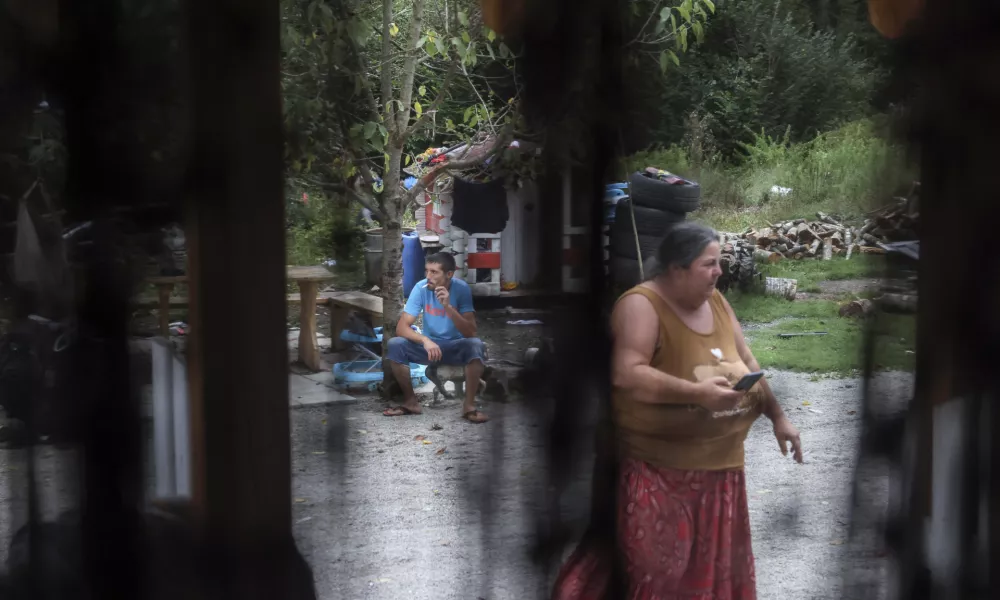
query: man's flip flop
[
  {"left": 383, "top": 405, "right": 421, "bottom": 417},
  {"left": 462, "top": 410, "right": 489, "bottom": 424}
]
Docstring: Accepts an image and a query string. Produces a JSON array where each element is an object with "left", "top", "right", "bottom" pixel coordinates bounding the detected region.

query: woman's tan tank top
[{"left": 611, "top": 285, "right": 764, "bottom": 471}]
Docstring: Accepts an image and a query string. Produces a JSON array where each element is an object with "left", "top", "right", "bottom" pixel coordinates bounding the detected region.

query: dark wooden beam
[{"left": 183, "top": 0, "right": 315, "bottom": 596}]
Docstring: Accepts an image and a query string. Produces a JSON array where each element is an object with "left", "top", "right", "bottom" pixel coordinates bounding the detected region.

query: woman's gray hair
[{"left": 653, "top": 221, "right": 719, "bottom": 272}]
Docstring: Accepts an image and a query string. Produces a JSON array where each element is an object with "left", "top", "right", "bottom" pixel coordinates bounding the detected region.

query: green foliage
[
  {"left": 624, "top": 0, "right": 715, "bottom": 74},
  {"left": 633, "top": 0, "right": 883, "bottom": 157},
  {"left": 620, "top": 145, "right": 691, "bottom": 178},
  {"left": 286, "top": 189, "right": 362, "bottom": 266},
  {"left": 625, "top": 119, "right": 916, "bottom": 233}
]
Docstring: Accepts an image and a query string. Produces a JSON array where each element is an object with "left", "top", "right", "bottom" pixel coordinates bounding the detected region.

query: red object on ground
[
  {"left": 466, "top": 251, "right": 501, "bottom": 270},
  {"left": 551, "top": 458, "right": 757, "bottom": 600}
]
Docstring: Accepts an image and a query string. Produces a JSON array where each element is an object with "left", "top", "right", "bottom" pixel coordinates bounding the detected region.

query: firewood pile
[
  {"left": 715, "top": 234, "right": 761, "bottom": 293},
  {"left": 726, "top": 196, "right": 919, "bottom": 262}
]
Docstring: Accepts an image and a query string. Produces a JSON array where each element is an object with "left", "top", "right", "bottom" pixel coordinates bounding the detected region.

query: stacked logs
[
  {"left": 730, "top": 198, "right": 919, "bottom": 262},
  {"left": 716, "top": 233, "right": 762, "bottom": 293}
]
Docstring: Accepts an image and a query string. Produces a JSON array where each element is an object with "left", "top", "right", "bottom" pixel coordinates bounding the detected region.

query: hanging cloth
[{"left": 450, "top": 177, "right": 509, "bottom": 234}]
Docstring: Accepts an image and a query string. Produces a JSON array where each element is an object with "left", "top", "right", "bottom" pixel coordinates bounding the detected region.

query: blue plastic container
[
  {"left": 401, "top": 230, "right": 425, "bottom": 298},
  {"left": 332, "top": 360, "right": 429, "bottom": 391},
  {"left": 338, "top": 326, "right": 419, "bottom": 346},
  {"left": 606, "top": 182, "right": 629, "bottom": 191},
  {"left": 603, "top": 189, "right": 627, "bottom": 224}
]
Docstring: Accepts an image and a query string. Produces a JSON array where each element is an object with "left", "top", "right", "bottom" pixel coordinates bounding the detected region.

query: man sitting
[{"left": 382, "top": 252, "right": 489, "bottom": 423}]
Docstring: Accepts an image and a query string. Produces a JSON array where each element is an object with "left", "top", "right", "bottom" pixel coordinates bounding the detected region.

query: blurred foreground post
[{"left": 184, "top": 0, "right": 314, "bottom": 596}]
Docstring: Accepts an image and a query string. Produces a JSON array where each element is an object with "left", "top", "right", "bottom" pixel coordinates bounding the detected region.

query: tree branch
[
  {"left": 403, "top": 126, "right": 513, "bottom": 207},
  {"left": 627, "top": 0, "right": 664, "bottom": 46},
  {"left": 380, "top": 0, "right": 395, "bottom": 134},
  {"left": 400, "top": 59, "right": 459, "bottom": 145},
  {"left": 462, "top": 62, "right": 498, "bottom": 136},
  {"left": 394, "top": 0, "right": 427, "bottom": 140},
  {"left": 307, "top": 178, "right": 389, "bottom": 223}
]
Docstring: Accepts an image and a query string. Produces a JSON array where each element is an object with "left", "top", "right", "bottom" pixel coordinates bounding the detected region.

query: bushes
[
  {"left": 636, "top": 0, "right": 880, "bottom": 158},
  {"left": 286, "top": 190, "right": 362, "bottom": 267},
  {"left": 623, "top": 119, "right": 916, "bottom": 232}
]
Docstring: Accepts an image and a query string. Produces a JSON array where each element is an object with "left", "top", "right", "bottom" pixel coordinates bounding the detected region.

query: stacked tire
[{"left": 609, "top": 171, "right": 701, "bottom": 288}]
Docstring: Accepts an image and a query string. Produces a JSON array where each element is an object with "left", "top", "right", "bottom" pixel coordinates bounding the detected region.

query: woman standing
[{"left": 553, "top": 222, "right": 803, "bottom": 599}]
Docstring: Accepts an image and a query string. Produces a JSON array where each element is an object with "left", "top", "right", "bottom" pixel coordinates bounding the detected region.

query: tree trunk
[{"left": 379, "top": 202, "right": 405, "bottom": 396}]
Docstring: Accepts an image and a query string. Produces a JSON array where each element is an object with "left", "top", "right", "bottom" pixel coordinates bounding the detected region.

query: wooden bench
[
  {"left": 139, "top": 266, "right": 336, "bottom": 371},
  {"left": 324, "top": 291, "right": 384, "bottom": 350}
]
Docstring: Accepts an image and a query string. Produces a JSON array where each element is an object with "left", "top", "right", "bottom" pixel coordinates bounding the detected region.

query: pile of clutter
[
  {"left": 728, "top": 188, "right": 920, "bottom": 262},
  {"left": 606, "top": 168, "right": 702, "bottom": 288}
]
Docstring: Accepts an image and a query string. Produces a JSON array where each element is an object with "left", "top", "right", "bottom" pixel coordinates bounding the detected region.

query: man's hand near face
[{"left": 434, "top": 285, "right": 450, "bottom": 308}]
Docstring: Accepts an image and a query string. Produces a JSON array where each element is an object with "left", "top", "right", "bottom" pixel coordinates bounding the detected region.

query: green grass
[
  {"left": 756, "top": 255, "right": 884, "bottom": 293},
  {"left": 728, "top": 291, "right": 916, "bottom": 375},
  {"left": 726, "top": 292, "right": 838, "bottom": 323}
]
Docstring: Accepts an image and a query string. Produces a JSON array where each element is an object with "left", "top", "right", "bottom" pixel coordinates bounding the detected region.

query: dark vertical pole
[
  {"left": 58, "top": 0, "right": 144, "bottom": 597},
  {"left": 183, "top": 0, "right": 313, "bottom": 597},
  {"left": 890, "top": 0, "right": 1000, "bottom": 596}
]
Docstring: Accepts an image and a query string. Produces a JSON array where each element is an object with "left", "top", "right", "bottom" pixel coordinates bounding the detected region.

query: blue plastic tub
[
  {"left": 332, "top": 360, "right": 429, "bottom": 391},
  {"left": 338, "top": 325, "right": 419, "bottom": 345},
  {"left": 606, "top": 182, "right": 629, "bottom": 191}
]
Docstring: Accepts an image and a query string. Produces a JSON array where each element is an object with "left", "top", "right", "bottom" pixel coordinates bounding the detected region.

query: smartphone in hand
[{"left": 732, "top": 371, "right": 764, "bottom": 392}]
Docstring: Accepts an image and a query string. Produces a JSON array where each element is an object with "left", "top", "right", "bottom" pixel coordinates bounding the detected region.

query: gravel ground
[
  {"left": 0, "top": 369, "right": 912, "bottom": 599},
  {"left": 287, "top": 369, "right": 911, "bottom": 600}
]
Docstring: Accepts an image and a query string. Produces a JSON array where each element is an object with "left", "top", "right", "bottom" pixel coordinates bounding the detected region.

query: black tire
[
  {"left": 610, "top": 232, "right": 661, "bottom": 260},
  {"left": 609, "top": 200, "right": 684, "bottom": 259},
  {"left": 609, "top": 256, "right": 642, "bottom": 288},
  {"left": 628, "top": 171, "right": 701, "bottom": 213},
  {"left": 609, "top": 255, "right": 661, "bottom": 288}
]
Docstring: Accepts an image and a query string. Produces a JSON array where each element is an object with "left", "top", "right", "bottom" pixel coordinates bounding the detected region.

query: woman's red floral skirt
[{"left": 552, "top": 458, "right": 757, "bottom": 600}]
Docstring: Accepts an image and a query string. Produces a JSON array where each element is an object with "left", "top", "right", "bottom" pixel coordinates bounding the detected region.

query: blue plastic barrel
[{"left": 402, "top": 230, "right": 425, "bottom": 298}]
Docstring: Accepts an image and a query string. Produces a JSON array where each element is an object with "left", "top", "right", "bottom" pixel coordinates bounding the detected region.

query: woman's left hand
[{"left": 773, "top": 416, "right": 803, "bottom": 463}]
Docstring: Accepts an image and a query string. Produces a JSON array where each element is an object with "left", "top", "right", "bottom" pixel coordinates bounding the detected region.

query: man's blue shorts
[{"left": 385, "top": 336, "right": 486, "bottom": 366}]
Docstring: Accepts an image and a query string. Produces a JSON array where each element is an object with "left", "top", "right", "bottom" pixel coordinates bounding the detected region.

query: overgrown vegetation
[{"left": 624, "top": 119, "right": 916, "bottom": 233}]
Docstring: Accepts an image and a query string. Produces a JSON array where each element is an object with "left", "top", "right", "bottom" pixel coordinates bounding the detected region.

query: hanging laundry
[{"left": 451, "top": 177, "right": 509, "bottom": 234}]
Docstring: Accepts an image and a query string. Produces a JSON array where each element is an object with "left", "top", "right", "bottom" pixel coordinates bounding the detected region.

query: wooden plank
[
  {"left": 144, "top": 265, "right": 333, "bottom": 286},
  {"left": 133, "top": 293, "right": 333, "bottom": 308},
  {"left": 286, "top": 265, "right": 334, "bottom": 282},
  {"left": 326, "top": 290, "right": 383, "bottom": 315}
]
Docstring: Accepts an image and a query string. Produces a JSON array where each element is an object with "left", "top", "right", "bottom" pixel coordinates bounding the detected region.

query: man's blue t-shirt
[{"left": 404, "top": 277, "right": 475, "bottom": 341}]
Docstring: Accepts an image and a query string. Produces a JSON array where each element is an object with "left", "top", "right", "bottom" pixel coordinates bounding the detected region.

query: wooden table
[
  {"left": 144, "top": 265, "right": 335, "bottom": 371},
  {"left": 286, "top": 266, "right": 336, "bottom": 370}
]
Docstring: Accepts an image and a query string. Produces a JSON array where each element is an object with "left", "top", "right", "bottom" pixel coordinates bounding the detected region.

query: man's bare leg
[
  {"left": 386, "top": 360, "right": 422, "bottom": 415},
  {"left": 463, "top": 359, "right": 488, "bottom": 422}
]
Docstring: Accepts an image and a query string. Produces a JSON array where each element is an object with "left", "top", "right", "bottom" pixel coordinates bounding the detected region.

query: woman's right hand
[{"left": 695, "top": 376, "right": 745, "bottom": 412}]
